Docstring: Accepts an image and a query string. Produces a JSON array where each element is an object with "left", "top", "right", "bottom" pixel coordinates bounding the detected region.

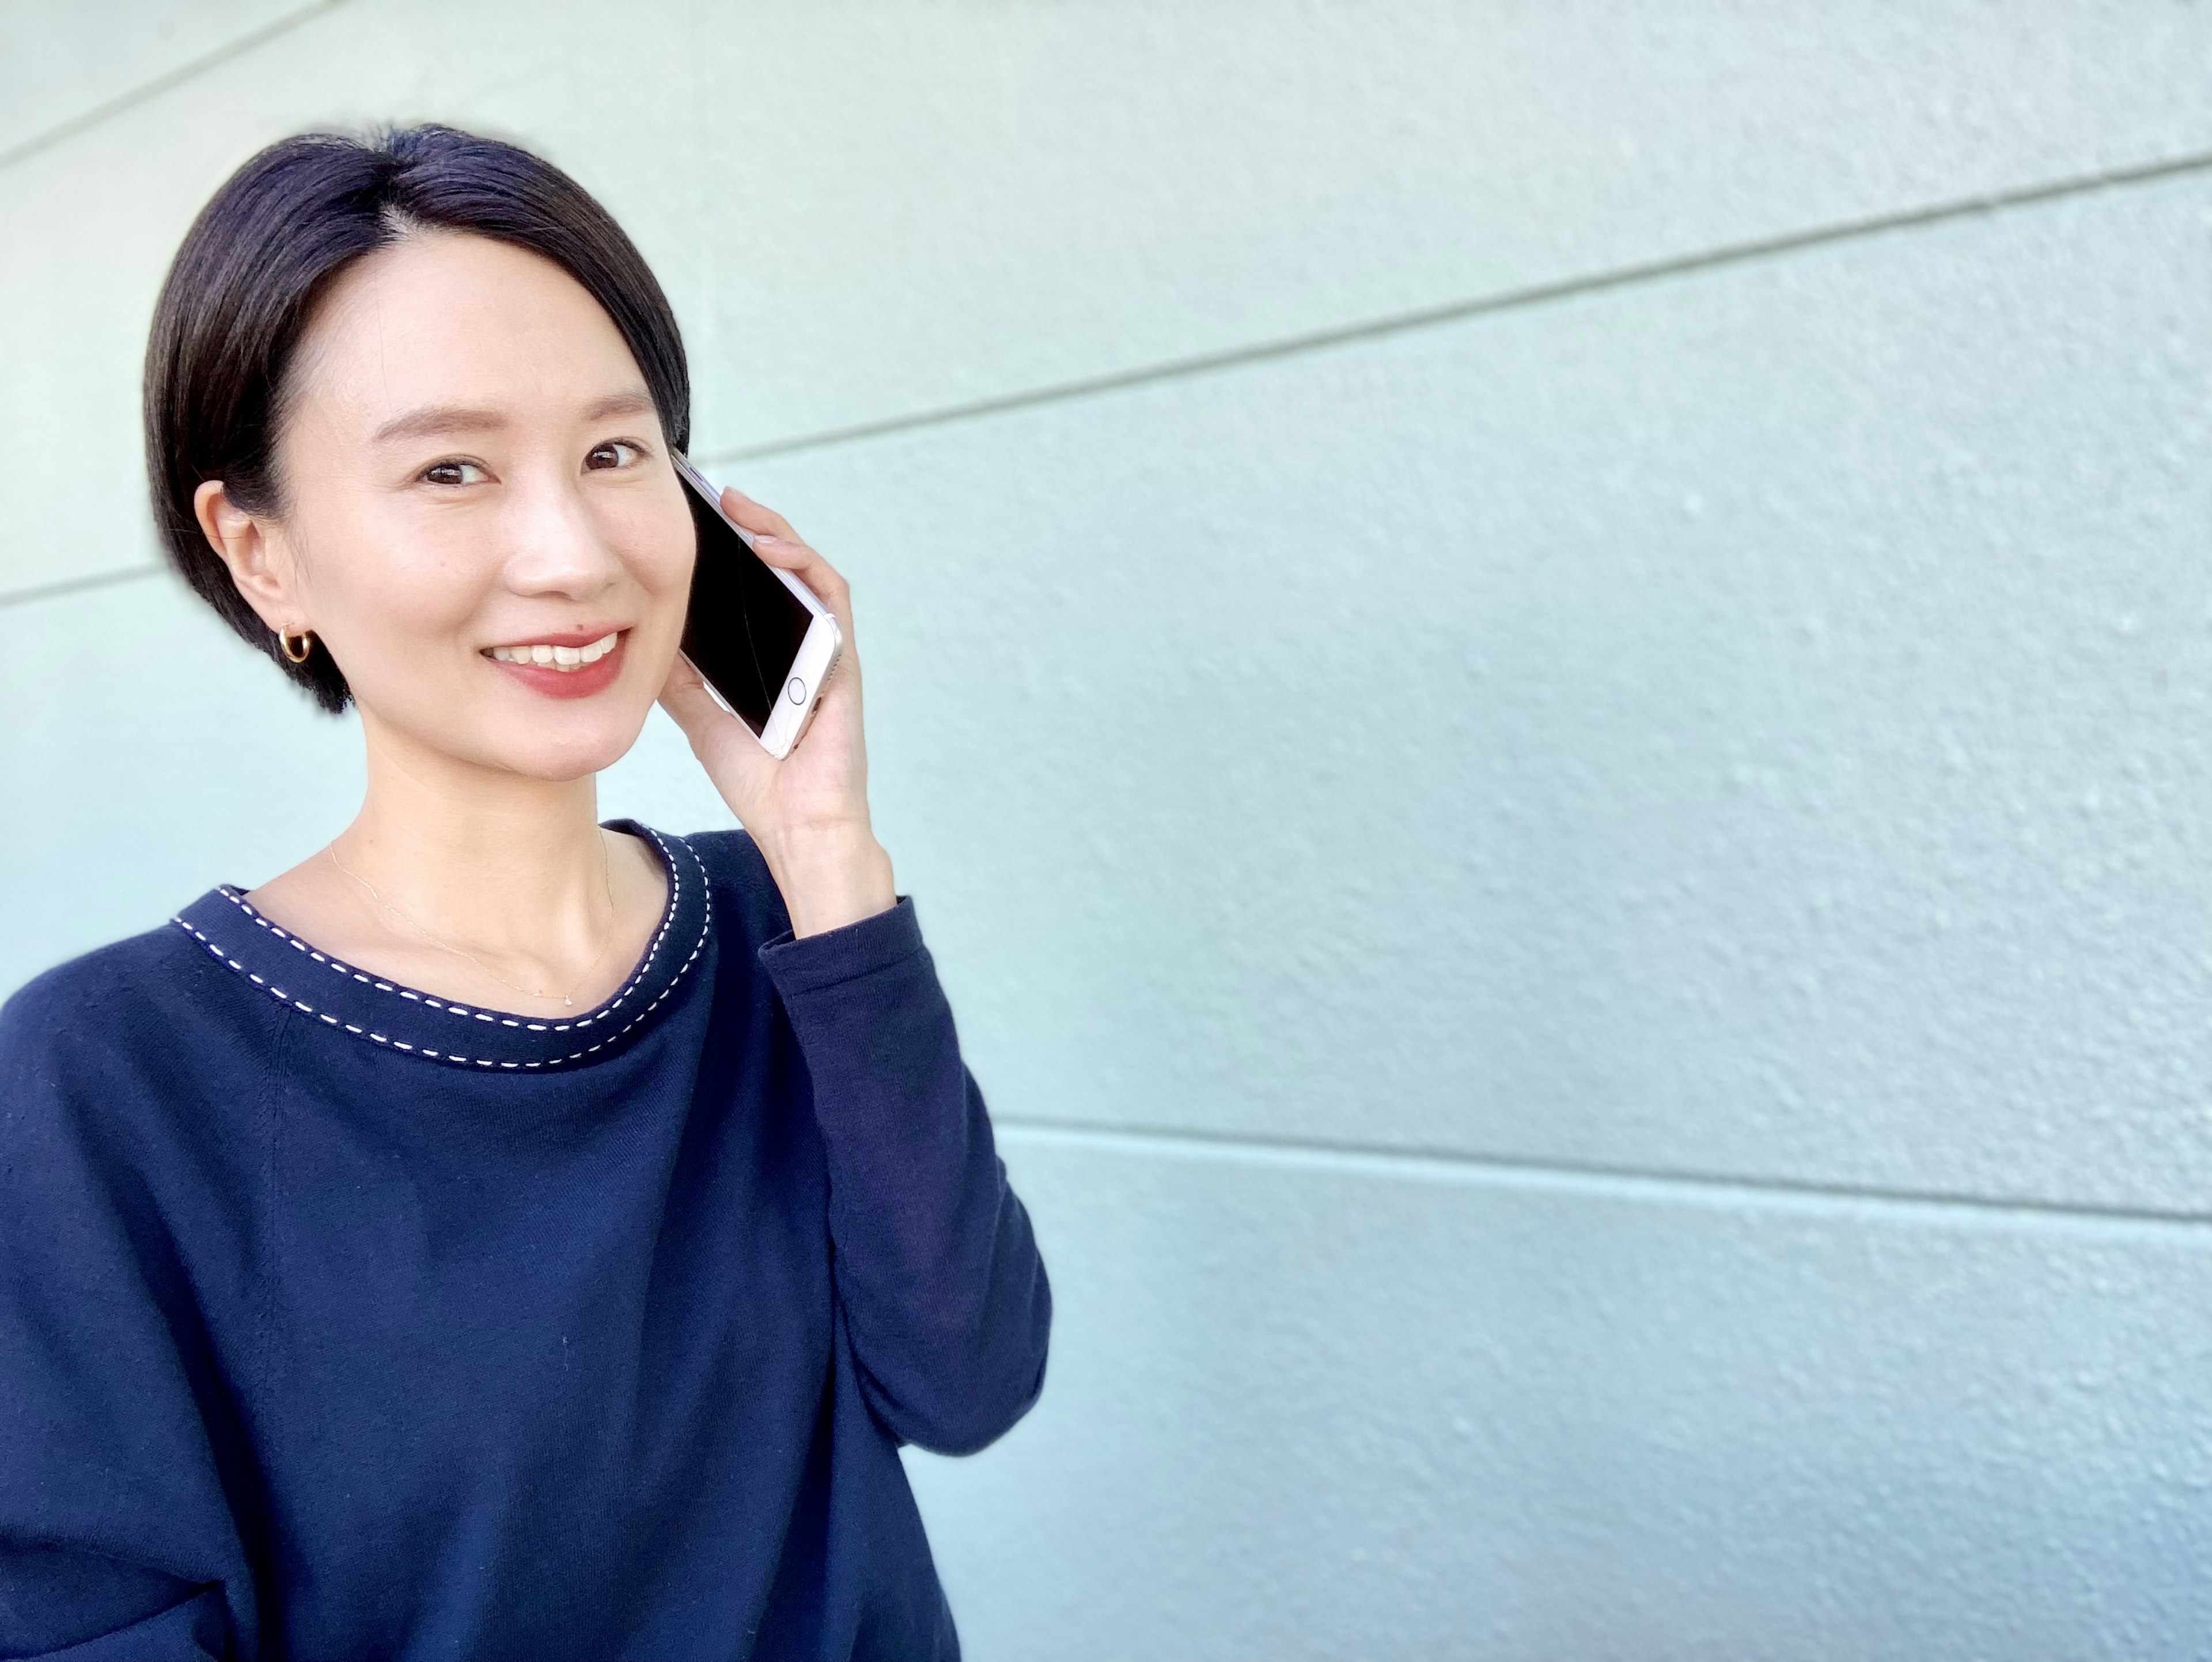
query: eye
[
  {"left": 585, "top": 440, "right": 644, "bottom": 472},
  {"left": 421, "top": 459, "right": 488, "bottom": 487}
]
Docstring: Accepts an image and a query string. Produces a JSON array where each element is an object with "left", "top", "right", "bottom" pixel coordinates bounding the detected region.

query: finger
[
  {"left": 656, "top": 653, "right": 725, "bottom": 741},
  {"left": 712, "top": 486, "right": 861, "bottom": 692},
  {"left": 753, "top": 535, "right": 858, "bottom": 656},
  {"left": 659, "top": 654, "right": 762, "bottom": 762},
  {"left": 749, "top": 533, "right": 849, "bottom": 603},
  {"left": 720, "top": 486, "right": 802, "bottom": 546},
  {"left": 716, "top": 485, "right": 850, "bottom": 618},
  {"left": 658, "top": 656, "right": 781, "bottom": 818}
]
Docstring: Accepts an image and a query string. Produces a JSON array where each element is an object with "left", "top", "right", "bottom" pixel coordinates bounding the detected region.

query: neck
[{"left": 335, "top": 711, "right": 614, "bottom": 956}]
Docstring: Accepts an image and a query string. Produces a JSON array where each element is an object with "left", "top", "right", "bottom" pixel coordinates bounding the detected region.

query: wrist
[{"left": 755, "top": 820, "right": 896, "bottom": 937}]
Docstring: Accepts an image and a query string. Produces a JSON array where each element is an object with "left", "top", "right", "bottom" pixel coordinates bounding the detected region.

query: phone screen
[{"left": 679, "top": 471, "right": 816, "bottom": 736}]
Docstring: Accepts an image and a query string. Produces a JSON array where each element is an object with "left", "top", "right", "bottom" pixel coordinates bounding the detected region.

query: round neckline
[{"left": 171, "top": 820, "right": 712, "bottom": 1071}]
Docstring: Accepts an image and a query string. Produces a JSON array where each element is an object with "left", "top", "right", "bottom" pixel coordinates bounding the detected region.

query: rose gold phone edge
[{"left": 672, "top": 452, "right": 843, "bottom": 760}]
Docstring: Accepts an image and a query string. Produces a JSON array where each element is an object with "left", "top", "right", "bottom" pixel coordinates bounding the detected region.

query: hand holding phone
[{"left": 657, "top": 464, "right": 896, "bottom": 937}]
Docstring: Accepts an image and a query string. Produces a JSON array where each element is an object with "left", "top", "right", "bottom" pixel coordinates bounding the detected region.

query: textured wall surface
[{"left": 3, "top": 5, "right": 2209, "bottom": 1657}]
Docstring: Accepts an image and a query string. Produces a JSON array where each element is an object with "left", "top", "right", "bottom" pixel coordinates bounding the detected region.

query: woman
[{"left": 0, "top": 126, "right": 1050, "bottom": 1661}]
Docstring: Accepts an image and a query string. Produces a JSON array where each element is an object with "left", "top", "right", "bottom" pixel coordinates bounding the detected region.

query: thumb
[
  {"left": 656, "top": 652, "right": 722, "bottom": 743},
  {"left": 658, "top": 655, "right": 771, "bottom": 790}
]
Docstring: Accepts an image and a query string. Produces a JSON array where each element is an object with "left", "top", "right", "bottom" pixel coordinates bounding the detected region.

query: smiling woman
[
  {"left": 190, "top": 232, "right": 691, "bottom": 824},
  {"left": 0, "top": 126, "right": 1049, "bottom": 1661}
]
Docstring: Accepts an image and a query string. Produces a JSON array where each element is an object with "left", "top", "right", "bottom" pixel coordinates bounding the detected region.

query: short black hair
[{"left": 144, "top": 124, "right": 690, "bottom": 713}]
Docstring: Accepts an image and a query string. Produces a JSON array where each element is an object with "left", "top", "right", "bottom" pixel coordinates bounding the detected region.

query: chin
[
  {"left": 362, "top": 672, "right": 662, "bottom": 783},
  {"left": 500, "top": 715, "right": 651, "bottom": 782},
  {"left": 422, "top": 696, "right": 652, "bottom": 782}
]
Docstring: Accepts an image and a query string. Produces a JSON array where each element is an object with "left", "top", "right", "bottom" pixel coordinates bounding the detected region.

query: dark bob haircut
[{"left": 144, "top": 124, "right": 690, "bottom": 713}]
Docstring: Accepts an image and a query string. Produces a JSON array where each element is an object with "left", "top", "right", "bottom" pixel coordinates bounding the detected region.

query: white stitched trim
[
  {"left": 169, "top": 832, "right": 713, "bottom": 1071},
  {"left": 209, "top": 827, "right": 691, "bottom": 1031}
]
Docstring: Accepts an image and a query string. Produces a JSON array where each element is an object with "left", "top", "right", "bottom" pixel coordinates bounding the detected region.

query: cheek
[
  {"left": 610, "top": 491, "right": 698, "bottom": 615},
  {"left": 298, "top": 502, "right": 499, "bottom": 665}
]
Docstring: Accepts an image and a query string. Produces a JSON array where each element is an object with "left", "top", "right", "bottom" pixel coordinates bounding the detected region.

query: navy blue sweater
[{"left": 0, "top": 825, "right": 1050, "bottom": 1660}]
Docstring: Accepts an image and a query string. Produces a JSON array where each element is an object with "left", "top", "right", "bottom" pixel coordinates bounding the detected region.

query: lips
[{"left": 483, "top": 629, "right": 627, "bottom": 699}]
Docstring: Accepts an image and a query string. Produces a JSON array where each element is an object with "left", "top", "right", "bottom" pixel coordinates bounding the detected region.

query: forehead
[{"left": 292, "top": 232, "right": 645, "bottom": 423}]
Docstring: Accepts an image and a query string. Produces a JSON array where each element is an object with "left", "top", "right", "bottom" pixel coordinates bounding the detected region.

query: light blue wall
[{"left": 3, "top": 6, "right": 2209, "bottom": 1656}]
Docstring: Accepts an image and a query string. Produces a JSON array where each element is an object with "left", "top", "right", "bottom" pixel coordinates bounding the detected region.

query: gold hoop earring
[{"left": 278, "top": 627, "right": 314, "bottom": 665}]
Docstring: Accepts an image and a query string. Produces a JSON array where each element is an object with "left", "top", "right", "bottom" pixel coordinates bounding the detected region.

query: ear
[{"left": 194, "top": 478, "right": 305, "bottom": 635}]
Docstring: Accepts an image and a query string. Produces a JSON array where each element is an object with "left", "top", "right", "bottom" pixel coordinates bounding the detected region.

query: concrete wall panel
[
  {"left": 0, "top": 0, "right": 320, "bottom": 158},
  {"left": 908, "top": 1129, "right": 2212, "bottom": 1661},
  {"left": 725, "top": 169, "right": 2212, "bottom": 1216}
]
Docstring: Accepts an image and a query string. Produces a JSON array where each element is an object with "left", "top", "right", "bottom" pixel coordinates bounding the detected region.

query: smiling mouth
[{"left": 485, "top": 631, "right": 620, "bottom": 672}]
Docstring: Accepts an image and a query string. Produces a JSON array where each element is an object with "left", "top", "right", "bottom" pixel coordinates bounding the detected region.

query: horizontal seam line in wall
[
  {"left": 0, "top": 564, "right": 162, "bottom": 612},
  {"left": 702, "top": 146, "right": 2212, "bottom": 468},
  {"left": 0, "top": 0, "right": 348, "bottom": 173},
  {"left": 993, "top": 1115, "right": 2212, "bottom": 1235}
]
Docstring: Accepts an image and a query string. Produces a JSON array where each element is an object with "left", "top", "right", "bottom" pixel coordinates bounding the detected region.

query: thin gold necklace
[{"left": 325, "top": 835, "right": 619, "bottom": 1008}]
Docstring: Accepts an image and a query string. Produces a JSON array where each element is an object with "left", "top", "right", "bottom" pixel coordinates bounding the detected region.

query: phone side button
[{"left": 785, "top": 676, "right": 807, "bottom": 705}]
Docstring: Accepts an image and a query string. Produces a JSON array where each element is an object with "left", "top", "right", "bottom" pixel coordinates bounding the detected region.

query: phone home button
[{"left": 785, "top": 676, "right": 807, "bottom": 705}]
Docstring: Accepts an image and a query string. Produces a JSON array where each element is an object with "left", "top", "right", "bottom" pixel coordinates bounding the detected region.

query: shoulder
[
  {"left": 660, "top": 827, "right": 796, "bottom": 954},
  {"left": 1, "top": 921, "right": 210, "bottom": 1066},
  {"left": 1, "top": 914, "right": 270, "bottom": 1168}
]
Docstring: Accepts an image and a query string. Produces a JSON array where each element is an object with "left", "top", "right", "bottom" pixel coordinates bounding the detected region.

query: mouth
[
  {"left": 483, "top": 629, "right": 627, "bottom": 699},
  {"left": 485, "top": 630, "right": 620, "bottom": 672}
]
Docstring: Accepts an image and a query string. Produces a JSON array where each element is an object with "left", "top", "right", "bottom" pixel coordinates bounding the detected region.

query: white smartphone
[{"left": 673, "top": 453, "right": 842, "bottom": 760}]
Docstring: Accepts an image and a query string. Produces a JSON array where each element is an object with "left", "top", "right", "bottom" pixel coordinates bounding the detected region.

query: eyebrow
[{"left": 371, "top": 389, "right": 657, "bottom": 445}]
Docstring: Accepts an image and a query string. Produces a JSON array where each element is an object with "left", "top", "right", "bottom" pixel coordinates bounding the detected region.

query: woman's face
[{"left": 241, "top": 230, "right": 694, "bottom": 781}]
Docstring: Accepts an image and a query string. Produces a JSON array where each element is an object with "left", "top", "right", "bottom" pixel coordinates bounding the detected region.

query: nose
[{"left": 499, "top": 463, "right": 623, "bottom": 603}]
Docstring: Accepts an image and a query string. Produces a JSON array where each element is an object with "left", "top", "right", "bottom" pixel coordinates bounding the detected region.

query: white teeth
[{"left": 488, "top": 631, "right": 620, "bottom": 671}]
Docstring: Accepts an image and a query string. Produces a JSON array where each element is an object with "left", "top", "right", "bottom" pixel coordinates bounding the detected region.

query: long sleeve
[
  {"left": 0, "top": 980, "right": 251, "bottom": 1660},
  {"left": 759, "top": 898, "right": 1051, "bottom": 1456}
]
